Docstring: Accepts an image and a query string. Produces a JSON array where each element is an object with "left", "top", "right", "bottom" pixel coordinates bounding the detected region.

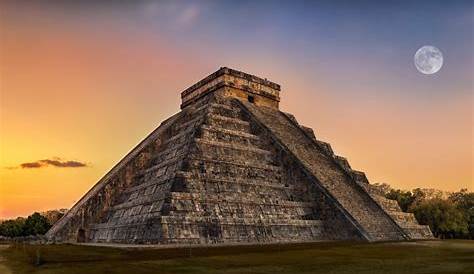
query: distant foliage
[
  {"left": 0, "top": 212, "right": 52, "bottom": 237},
  {"left": 382, "top": 187, "right": 473, "bottom": 239},
  {"left": 23, "top": 213, "right": 52, "bottom": 236},
  {"left": 0, "top": 218, "right": 26, "bottom": 237},
  {"left": 412, "top": 198, "right": 468, "bottom": 238},
  {"left": 448, "top": 189, "right": 474, "bottom": 238}
]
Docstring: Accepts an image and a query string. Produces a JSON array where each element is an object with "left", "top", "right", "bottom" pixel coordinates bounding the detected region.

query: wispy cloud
[{"left": 8, "top": 158, "right": 89, "bottom": 169}]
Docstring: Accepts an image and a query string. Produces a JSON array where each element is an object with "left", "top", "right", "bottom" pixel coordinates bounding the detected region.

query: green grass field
[{"left": 0, "top": 240, "right": 473, "bottom": 274}]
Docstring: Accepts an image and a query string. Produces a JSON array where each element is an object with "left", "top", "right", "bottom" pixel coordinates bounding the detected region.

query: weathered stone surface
[{"left": 46, "top": 67, "right": 433, "bottom": 244}]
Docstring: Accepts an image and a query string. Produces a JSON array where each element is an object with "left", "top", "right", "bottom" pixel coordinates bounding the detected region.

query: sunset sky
[{"left": 0, "top": 1, "right": 472, "bottom": 219}]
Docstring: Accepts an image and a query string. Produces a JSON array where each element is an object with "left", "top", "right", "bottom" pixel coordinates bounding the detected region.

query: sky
[{"left": 0, "top": 0, "right": 472, "bottom": 219}]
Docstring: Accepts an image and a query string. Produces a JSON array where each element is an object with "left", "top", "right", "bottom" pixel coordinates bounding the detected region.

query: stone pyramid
[{"left": 46, "top": 67, "right": 433, "bottom": 244}]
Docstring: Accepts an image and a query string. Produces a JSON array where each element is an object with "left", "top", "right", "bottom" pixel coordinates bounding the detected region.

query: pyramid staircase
[{"left": 237, "top": 100, "right": 432, "bottom": 241}]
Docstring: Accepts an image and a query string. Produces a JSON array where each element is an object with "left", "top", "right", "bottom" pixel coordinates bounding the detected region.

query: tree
[
  {"left": 0, "top": 218, "right": 26, "bottom": 237},
  {"left": 448, "top": 189, "right": 474, "bottom": 239},
  {"left": 23, "top": 213, "right": 52, "bottom": 236},
  {"left": 411, "top": 198, "right": 468, "bottom": 239}
]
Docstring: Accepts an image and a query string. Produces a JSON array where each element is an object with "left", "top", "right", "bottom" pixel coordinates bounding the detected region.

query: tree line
[
  {"left": 0, "top": 211, "right": 63, "bottom": 238},
  {"left": 375, "top": 185, "right": 473, "bottom": 239}
]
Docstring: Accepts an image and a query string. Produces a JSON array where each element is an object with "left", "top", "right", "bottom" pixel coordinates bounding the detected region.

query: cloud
[
  {"left": 20, "top": 162, "right": 43, "bottom": 168},
  {"left": 14, "top": 158, "right": 89, "bottom": 169}
]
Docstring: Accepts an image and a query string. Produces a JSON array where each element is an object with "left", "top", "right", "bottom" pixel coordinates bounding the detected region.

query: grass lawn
[{"left": 0, "top": 240, "right": 473, "bottom": 274}]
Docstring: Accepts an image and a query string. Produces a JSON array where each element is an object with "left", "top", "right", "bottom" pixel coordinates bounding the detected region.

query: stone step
[
  {"left": 172, "top": 113, "right": 205, "bottom": 133},
  {"left": 389, "top": 211, "right": 417, "bottom": 223},
  {"left": 162, "top": 214, "right": 324, "bottom": 244},
  {"left": 176, "top": 170, "right": 282, "bottom": 186},
  {"left": 169, "top": 192, "right": 315, "bottom": 218},
  {"left": 178, "top": 172, "right": 292, "bottom": 191},
  {"left": 199, "top": 125, "right": 263, "bottom": 148},
  {"left": 91, "top": 212, "right": 163, "bottom": 229},
  {"left": 170, "top": 192, "right": 313, "bottom": 208},
  {"left": 179, "top": 179, "right": 295, "bottom": 203},
  {"left": 136, "top": 153, "right": 183, "bottom": 178},
  {"left": 299, "top": 125, "right": 317, "bottom": 141},
  {"left": 315, "top": 140, "right": 334, "bottom": 156},
  {"left": 334, "top": 155, "right": 351, "bottom": 172},
  {"left": 207, "top": 103, "right": 243, "bottom": 119},
  {"left": 124, "top": 176, "right": 173, "bottom": 195},
  {"left": 110, "top": 191, "right": 168, "bottom": 212},
  {"left": 171, "top": 192, "right": 313, "bottom": 208},
  {"left": 363, "top": 193, "right": 431, "bottom": 240},
  {"left": 371, "top": 195, "right": 402, "bottom": 212},
  {"left": 160, "top": 123, "right": 196, "bottom": 147},
  {"left": 401, "top": 225, "right": 434, "bottom": 239},
  {"left": 205, "top": 113, "right": 251, "bottom": 133},
  {"left": 183, "top": 100, "right": 210, "bottom": 116},
  {"left": 184, "top": 158, "right": 282, "bottom": 182},
  {"left": 192, "top": 138, "right": 274, "bottom": 166},
  {"left": 351, "top": 170, "right": 369, "bottom": 184},
  {"left": 161, "top": 215, "right": 322, "bottom": 226},
  {"left": 145, "top": 142, "right": 189, "bottom": 170}
]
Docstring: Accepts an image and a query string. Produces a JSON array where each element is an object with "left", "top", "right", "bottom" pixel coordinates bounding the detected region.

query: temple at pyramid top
[{"left": 181, "top": 67, "right": 281, "bottom": 109}]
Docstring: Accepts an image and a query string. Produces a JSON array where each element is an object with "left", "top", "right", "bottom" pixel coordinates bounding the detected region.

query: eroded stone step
[
  {"left": 144, "top": 136, "right": 191, "bottom": 169},
  {"left": 179, "top": 172, "right": 291, "bottom": 190},
  {"left": 315, "top": 140, "right": 334, "bottom": 156},
  {"left": 91, "top": 212, "right": 163, "bottom": 229},
  {"left": 110, "top": 191, "right": 168, "bottom": 212},
  {"left": 191, "top": 138, "right": 274, "bottom": 165},
  {"left": 176, "top": 170, "right": 281, "bottom": 185},
  {"left": 179, "top": 179, "right": 295, "bottom": 202},
  {"left": 163, "top": 215, "right": 324, "bottom": 244},
  {"left": 125, "top": 176, "right": 173, "bottom": 195},
  {"left": 351, "top": 170, "right": 369, "bottom": 184},
  {"left": 389, "top": 212, "right": 417, "bottom": 223},
  {"left": 172, "top": 113, "right": 205, "bottom": 133},
  {"left": 185, "top": 158, "right": 282, "bottom": 182},
  {"left": 371, "top": 194, "right": 402, "bottom": 212},
  {"left": 169, "top": 203, "right": 316, "bottom": 221},
  {"left": 199, "top": 125, "right": 263, "bottom": 148},
  {"left": 402, "top": 225, "right": 434, "bottom": 239},
  {"left": 205, "top": 113, "right": 251, "bottom": 133},
  {"left": 169, "top": 192, "right": 313, "bottom": 208},
  {"left": 136, "top": 153, "right": 183, "bottom": 178},
  {"left": 207, "top": 103, "right": 244, "bottom": 119},
  {"left": 334, "top": 155, "right": 351, "bottom": 172},
  {"left": 162, "top": 215, "right": 322, "bottom": 226}
]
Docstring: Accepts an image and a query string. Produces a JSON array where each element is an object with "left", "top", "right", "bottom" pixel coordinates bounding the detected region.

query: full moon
[{"left": 414, "top": 45, "right": 443, "bottom": 74}]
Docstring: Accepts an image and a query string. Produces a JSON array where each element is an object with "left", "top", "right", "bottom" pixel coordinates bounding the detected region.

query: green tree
[
  {"left": 448, "top": 189, "right": 474, "bottom": 239},
  {"left": 411, "top": 198, "right": 468, "bottom": 239},
  {"left": 23, "top": 213, "right": 52, "bottom": 236},
  {"left": 0, "top": 218, "right": 26, "bottom": 237}
]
